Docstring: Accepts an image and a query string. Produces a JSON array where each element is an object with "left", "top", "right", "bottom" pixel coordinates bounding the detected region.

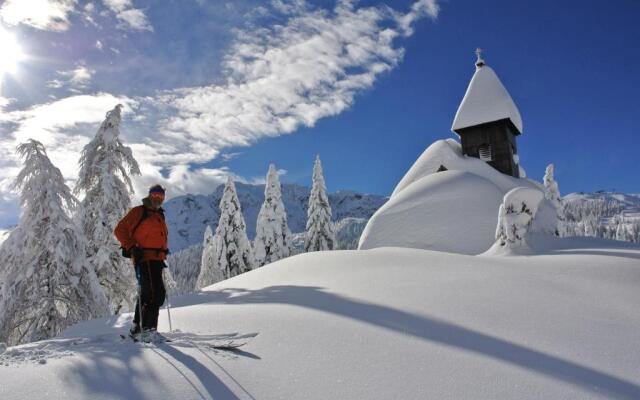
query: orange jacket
[{"left": 114, "top": 203, "right": 169, "bottom": 261}]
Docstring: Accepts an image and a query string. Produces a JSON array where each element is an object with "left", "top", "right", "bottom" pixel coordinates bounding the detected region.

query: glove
[{"left": 131, "top": 246, "right": 144, "bottom": 261}]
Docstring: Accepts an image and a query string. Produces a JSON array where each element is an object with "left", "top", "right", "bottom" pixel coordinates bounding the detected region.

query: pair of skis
[{"left": 120, "top": 331, "right": 258, "bottom": 349}]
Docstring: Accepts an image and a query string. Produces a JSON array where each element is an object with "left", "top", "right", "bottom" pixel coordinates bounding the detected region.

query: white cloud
[
  {"left": 102, "top": 0, "right": 153, "bottom": 31},
  {"left": 47, "top": 63, "right": 95, "bottom": 90},
  {"left": 156, "top": 0, "right": 438, "bottom": 168},
  {"left": 270, "top": 0, "right": 309, "bottom": 15},
  {"left": 95, "top": 40, "right": 104, "bottom": 50},
  {"left": 0, "top": 93, "right": 136, "bottom": 203},
  {"left": 221, "top": 152, "right": 242, "bottom": 162},
  {"left": 0, "top": 96, "right": 15, "bottom": 110},
  {"left": 132, "top": 164, "right": 240, "bottom": 201},
  {"left": 0, "top": 0, "right": 77, "bottom": 32}
]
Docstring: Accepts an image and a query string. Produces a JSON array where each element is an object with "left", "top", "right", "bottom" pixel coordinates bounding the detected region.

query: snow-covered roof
[{"left": 452, "top": 59, "right": 523, "bottom": 134}]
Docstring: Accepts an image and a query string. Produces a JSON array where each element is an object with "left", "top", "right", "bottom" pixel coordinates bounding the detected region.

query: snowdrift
[
  {"left": 359, "top": 139, "right": 553, "bottom": 254},
  {"left": 2, "top": 241, "right": 639, "bottom": 400}
]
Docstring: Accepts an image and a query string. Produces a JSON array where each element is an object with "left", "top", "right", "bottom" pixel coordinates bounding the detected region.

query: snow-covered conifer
[
  {"left": 0, "top": 140, "right": 108, "bottom": 345},
  {"left": 543, "top": 164, "right": 566, "bottom": 236},
  {"left": 304, "top": 155, "right": 336, "bottom": 252},
  {"left": 614, "top": 215, "right": 629, "bottom": 242},
  {"left": 495, "top": 187, "right": 544, "bottom": 248},
  {"left": 254, "top": 164, "right": 293, "bottom": 266},
  {"left": 212, "top": 177, "right": 254, "bottom": 279},
  {"left": 166, "top": 244, "right": 203, "bottom": 294},
  {"left": 74, "top": 104, "right": 140, "bottom": 313},
  {"left": 196, "top": 226, "right": 224, "bottom": 288}
]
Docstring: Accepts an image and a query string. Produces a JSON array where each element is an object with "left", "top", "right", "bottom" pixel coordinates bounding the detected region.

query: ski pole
[
  {"left": 134, "top": 257, "right": 144, "bottom": 335},
  {"left": 163, "top": 268, "right": 173, "bottom": 332}
]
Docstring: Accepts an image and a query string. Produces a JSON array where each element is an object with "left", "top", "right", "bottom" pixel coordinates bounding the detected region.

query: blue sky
[{"left": 0, "top": 0, "right": 638, "bottom": 227}]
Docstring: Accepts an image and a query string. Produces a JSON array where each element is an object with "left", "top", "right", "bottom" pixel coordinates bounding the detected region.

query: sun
[{"left": 0, "top": 27, "right": 24, "bottom": 77}]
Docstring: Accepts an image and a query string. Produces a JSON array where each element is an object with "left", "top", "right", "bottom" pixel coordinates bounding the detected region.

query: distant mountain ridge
[
  {"left": 563, "top": 191, "right": 640, "bottom": 241},
  {"left": 163, "top": 182, "right": 388, "bottom": 253}
]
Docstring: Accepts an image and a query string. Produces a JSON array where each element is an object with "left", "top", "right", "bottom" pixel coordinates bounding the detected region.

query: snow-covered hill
[
  {"left": 2, "top": 239, "right": 639, "bottom": 399},
  {"left": 163, "top": 183, "right": 387, "bottom": 252}
]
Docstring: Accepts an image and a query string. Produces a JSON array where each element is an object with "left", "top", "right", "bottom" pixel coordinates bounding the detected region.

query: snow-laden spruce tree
[
  {"left": 196, "top": 225, "right": 225, "bottom": 289},
  {"left": 495, "top": 187, "right": 544, "bottom": 249},
  {"left": 209, "top": 177, "right": 254, "bottom": 279},
  {"left": 254, "top": 164, "right": 293, "bottom": 266},
  {"left": 543, "top": 164, "right": 566, "bottom": 236},
  {"left": 614, "top": 215, "right": 629, "bottom": 242},
  {"left": 166, "top": 244, "right": 203, "bottom": 294},
  {"left": 74, "top": 104, "right": 140, "bottom": 313},
  {"left": 304, "top": 155, "right": 336, "bottom": 252},
  {"left": 0, "top": 140, "right": 109, "bottom": 346}
]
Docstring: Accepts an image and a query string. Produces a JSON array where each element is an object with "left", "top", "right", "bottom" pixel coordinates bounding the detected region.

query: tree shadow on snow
[{"left": 195, "top": 285, "right": 640, "bottom": 400}]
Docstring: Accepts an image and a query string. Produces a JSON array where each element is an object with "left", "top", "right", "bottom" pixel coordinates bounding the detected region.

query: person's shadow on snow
[{"left": 61, "top": 334, "right": 244, "bottom": 400}]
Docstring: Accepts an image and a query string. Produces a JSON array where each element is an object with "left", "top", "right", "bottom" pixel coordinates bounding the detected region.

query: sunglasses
[{"left": 149, "top": 192, "right": 165, "bottom": 201}]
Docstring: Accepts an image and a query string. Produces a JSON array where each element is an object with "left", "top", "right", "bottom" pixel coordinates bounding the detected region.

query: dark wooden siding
[{"left": 454, "top": 118, "right": 520, "bottom": 177}]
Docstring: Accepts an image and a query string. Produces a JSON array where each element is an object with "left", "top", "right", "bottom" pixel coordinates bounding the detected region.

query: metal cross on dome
[{"left": 475, "top": 47, "right": 485, "bottom": 66}]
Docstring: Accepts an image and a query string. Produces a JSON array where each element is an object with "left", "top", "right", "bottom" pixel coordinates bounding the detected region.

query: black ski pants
[{"left": 133, "top": 260, "right": 166, "bottom": 330}]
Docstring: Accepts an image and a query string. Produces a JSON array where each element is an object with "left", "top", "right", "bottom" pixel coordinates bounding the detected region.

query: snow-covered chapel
[{"left": 452, "top": 49, "right": 522, "bottom": 178}]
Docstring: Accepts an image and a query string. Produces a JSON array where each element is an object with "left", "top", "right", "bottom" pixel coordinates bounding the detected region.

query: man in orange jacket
[{"left": 114, "top": 184, "right": 169, "bottom": 338}]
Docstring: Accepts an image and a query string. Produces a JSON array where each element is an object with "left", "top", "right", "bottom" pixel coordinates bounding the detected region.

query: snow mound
[
  {"left": 360, "top": 171, "right": 504, "bottom": 254},
  {"left": 391, "top": 139, "right": 523, "bottom": 197},
  {"left": 452, "top": 63, "right": 523, "bottom": 133},
  {"left": 361, "top": 139, "right": 551, "bottom": 254}
]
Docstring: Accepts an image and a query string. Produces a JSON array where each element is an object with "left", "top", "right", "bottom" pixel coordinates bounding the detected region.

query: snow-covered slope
[
  {"left": 2, "top": 239, "right": 639, "bottom": 399},
  {"left": 164, "top": 183, "right": 386, "bottom": 252},
  {"left": 360, "top": 139, "right": 553, "bottom": 254}
]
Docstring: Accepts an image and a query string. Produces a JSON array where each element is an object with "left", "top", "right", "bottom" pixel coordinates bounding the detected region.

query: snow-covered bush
[
  {"left": 0, "top": 140, "right": 109, "bottom": 346},
  {"left": 254, "top": 164, "right": 293, "bottom": 267},
  {"left": 74, "top": 104, "right": 140, "bottom": 313},
  {"left": 305, "top": 155, "right": 336, "bottom": 252},
  {"left": 495, "top": 187, "right": 544, "bottom": 248}
]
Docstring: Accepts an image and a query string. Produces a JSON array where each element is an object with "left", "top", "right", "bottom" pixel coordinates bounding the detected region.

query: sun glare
[{"left": 0, "top": 27, "right": 24, "bottom": 77}]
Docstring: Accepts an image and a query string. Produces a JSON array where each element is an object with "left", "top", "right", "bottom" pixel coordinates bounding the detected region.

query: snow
[
  {"left": 361, "top": 139, "right": 551, "bottom": 254},
  {"left": 361, "top": 170, "right": 504, "bottom": 254},
  {"left": 452, "top": 62, "right": 523, "bottom": 133},
  {"left": 0, "top": 229, "right": 10, "bottom": 246},
  {"left": 1, "top": 240, "right": 639, "bottom": 399}
]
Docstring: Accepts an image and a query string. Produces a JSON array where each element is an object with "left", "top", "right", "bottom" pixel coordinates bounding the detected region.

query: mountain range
[{"left": 163, "top": 182, "right": 388, "bottom": 253}]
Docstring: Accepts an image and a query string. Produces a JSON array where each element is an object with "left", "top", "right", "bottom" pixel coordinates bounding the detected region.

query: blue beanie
[{"left": 149, "top": 184, "right": 166, "bottom": 194}]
